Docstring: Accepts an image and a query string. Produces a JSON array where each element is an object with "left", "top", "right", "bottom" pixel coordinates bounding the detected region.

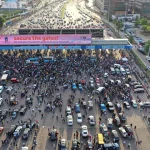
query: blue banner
[{"left": 0, "top": 45, "right": 132, "bottom": 50}]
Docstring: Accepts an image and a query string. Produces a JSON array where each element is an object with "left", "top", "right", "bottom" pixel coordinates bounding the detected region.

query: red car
[
  {"left": 81, "top": 79, "right": 85, "bottom": 85},
  {"left": 96, "top": 78, "right": 100, "bottom": 83},
  {"left": 11, "top": 78, "right": 19, "bottom": 83}
]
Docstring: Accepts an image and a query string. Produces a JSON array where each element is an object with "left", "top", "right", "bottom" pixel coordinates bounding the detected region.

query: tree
[
  {"left": 129, "top": 36, "right": 134, "bottom": 44},
  {"left": 147, "top": 20, "right": 150, "bottom": 26},
  {"left": 140, "top": 18, "right": 148, "bottom": 25},
  {"left": 0, "top": 17, "right": 5, "bottom": 28},
  {"left": 116, "top": 21, "right": 123, "bottom": 32},
  {"left": 147, "top": 26, "right": 150, "bottom": 32},
  {"left": 144, "top": 40, "right": 150, "bottom": 54},
  {"left": 142, "top": 25, "right": 148, "bottom": 32}
]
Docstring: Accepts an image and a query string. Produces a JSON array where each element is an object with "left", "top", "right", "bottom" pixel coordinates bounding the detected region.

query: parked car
[
  {"left": 112, "top": 130, "right": 120, "bottom": 142},
  {"left": 106, "top": 102, "right": 114, "bottom": 111},
  {"left": 100, "top": 123, "right": 109, "bottom": 135},
  {"left": 81, "top": 125, "right": 88, "bottom": 137},
  {"left": 118, "top": 113, "right": 126, "bottom": 122},
  {"left": 131, "top": 100, "right": 138, "bottom": 108},
  {"left": 88, "top": 116, "right": 95, "bottom": 126},
  {"left": 72, "top": 83, "right": 77, "bottom": 90},
  {"left": 123, "top": 125, "right": 133, "bottom": 137},
  {"left": 49, "top": 129, "right": 58, "bottom": 141},
  {"left": 67, "top": 115, "right": 73, "bottom": 126},
  {"left": 0, "top": 98, "right": 3, "bottom": 106},
  {"left": 115, "top": 103, "right": 122, "bottom": 113},
  {"left": 21, "top": 89, "right": 28, "bottom": 97},
  {"left": 113, "top": 117, "right": 121, "bottom": 127},
  {"left": 22, "top": 128, "right": 30, "bottom": 140},
  {"left": 13, "top": 126, "right": 23, "bottom": 138},
  {"left": 139, "top": 102, "right": 150, "bottom": 108},
  {"left": 20, "top": 107, "right": 27, "bottom": 115},
  {"left": 77, "top": 113, "right": 82, "bottom": 124},
  {"left": 0, "top": 86, "right": 4, "bottom": 94},
  {"left": 123, "top": 101, "right": 130, "bottom": 109},
  {"left": 7, "top": 125, "right": 17, "bottom": 137},
  {"left": 75, "top": 103, "right": 80, "bottom": 113},
  {"left": 118, "top": 127, "right": 128, "bottom": 137},
  {"left": 6, "top": 86, "right": 13, "bottom": 93}
]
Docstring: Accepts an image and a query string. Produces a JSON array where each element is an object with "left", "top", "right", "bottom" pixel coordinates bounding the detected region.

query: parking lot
[{"left": 0, "top": 49, "right": 149, "bottom": 150}]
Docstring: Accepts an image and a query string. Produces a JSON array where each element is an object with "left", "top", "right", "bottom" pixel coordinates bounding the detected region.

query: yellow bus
[{"left": 97, "top": 133, "right": 104, "bottom": 149}]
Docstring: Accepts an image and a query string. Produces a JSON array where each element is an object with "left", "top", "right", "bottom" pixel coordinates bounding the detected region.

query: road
[{"left": 0, "top": 0, "right": 150, "bottom": 150}]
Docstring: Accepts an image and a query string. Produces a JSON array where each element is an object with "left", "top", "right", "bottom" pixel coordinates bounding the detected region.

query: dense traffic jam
[{"left": 0, "top": 50, "right": 149, "bottom": 150}]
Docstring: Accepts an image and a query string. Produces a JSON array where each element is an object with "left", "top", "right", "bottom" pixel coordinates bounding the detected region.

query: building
[
  {"left": 109, "top": 0, "right": 127, "bottom": 15},
  {"left": 134, "top": 0, "right": 150, "bottom": 18},
  {"left": 95, "top": 0, "right": 127, "bottom": 15},
  {"left": 94, "top": 0, "right": 108, "bottom": 13},
  {"left": 127, "top": 0, "right": 135, "bottom": 13}
]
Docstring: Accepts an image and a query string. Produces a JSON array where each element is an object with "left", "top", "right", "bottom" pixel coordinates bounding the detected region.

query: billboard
[{"left": 0, "top": 34, "right": 91, "bottom": 45}]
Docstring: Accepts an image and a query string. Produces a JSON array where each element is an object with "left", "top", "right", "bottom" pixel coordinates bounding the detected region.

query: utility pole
[{"left": 107, "top": 0, "right": 110, "bottom": 21}]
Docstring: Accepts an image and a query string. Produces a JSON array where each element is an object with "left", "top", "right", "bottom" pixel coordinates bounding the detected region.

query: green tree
[
  {"left": 147, "top": 26, "right": 150, "bottom": 32},
  {"left": 116, "top": 21, "right": 123, "bottom": 32},
  {"left": 0, "top": 17, "right": 5, "bottom": 28},
  {"left": 142, "top": 25, "right": 148, "bottom": 32},
  {"left": 147, "top": 20, "right": 150, "bottom": 26},
  {"left": 144, "top": 40, "right": 150, "bottom": 54},
  {"left": 140, "top": 18, "right": 148, "bottom": 25},
  {"left": 129, "top": 36, "right": 134, "bottom": 44}
]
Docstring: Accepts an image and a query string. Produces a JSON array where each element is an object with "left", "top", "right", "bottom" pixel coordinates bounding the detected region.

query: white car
[
  {"left": 66, "top": 106, "right": 72, "bottom": 116},
  {"left": 131, "top": 100, "right": 138, "bottom": 108},
  {"left": 118, "top": 127, "right": 128, "bottom": 137},
  {"left": 107, "top": 102, "right": 114, "bottom": 111},
  {"left": 81, "top": 125, "right": 88, "bottom": 137},
  {"left": 0, "top": 98, "right": 3, "bottom": 106},
  {"left": 123, "top": 101, "right": 130, "bottom": 109},
  {"left": 0, "top": 86, "right": 4, "bottom": 94},
  {"left": 88, "top": 116, "right": 95, "bottom": 125},
  {"left": 6, "top": 86, "right": 13, "bottom": 93},
  {"left": 77, "top": 113, "right": 82, "bottom": 124},
  {"left": 67, "top": 115, "right": 73, "bottom": 126},
  {"left": 104, "top": 73, "right": 108, "bottom": 78}
]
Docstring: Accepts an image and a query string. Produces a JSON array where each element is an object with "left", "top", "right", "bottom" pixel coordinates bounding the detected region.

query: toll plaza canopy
[{"left": 0, "top": 34, "right": 132, "bottom": 50}]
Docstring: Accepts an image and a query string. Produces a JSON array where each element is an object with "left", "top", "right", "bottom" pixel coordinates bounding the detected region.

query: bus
[
  {"left": 97, "top": 133, "right": 104, "bottom": 149},
  {"left": 43, "top": 56, "right": 56, "bottom": 63},
  {"left": 1, "top": 74, "right": 8, "bottom": 85},
  {"left": 25, "top": 58, "right": 39, "bottom": 64}
]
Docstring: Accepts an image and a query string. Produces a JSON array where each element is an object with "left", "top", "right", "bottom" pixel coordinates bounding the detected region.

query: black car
[
  {"left": 123, "top": 125, "right": 133, "bottom": 136},
  {"left": 7, "top": 125, "right": 17, "bottom": 137},
  {"left": 115, "top": 103, "right": 122, "bottom": 113},
  {"left": 118, "top": 113, "right": 126, "bottom": 123},
  {"left": 21, "top": 89, "right": 28, "bottom": 97},
  {"left": 19, "top": 107, "right": 27, "bottom": 115},
  {"left": 48, "top": 129, "right": 58, "bottom": 141}
]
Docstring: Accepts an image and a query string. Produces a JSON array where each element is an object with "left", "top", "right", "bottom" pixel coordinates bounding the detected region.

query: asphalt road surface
[{"left": 0, "top": 0, "right": 150, "bottom": 150}]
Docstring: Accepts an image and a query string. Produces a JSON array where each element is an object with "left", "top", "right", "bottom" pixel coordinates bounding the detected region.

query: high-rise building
[
  {"left": 95, "top": 0, "right": 127, "bottom": 15},
  {"left": 94, "top": 0, "right": 108, "bottom": 13},
  {"left": 134, "top": 0, "right": 150, "bottom": 18}
]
